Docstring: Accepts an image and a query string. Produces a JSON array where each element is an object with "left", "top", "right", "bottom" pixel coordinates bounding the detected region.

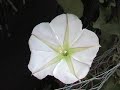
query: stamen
[{"left": 59, "top": 49, "right": 68, "bottom": 56}]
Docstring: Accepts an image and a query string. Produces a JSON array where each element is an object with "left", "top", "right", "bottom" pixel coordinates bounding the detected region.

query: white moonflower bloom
[{"left": 28, "top": 14, "right": 100, "bottom": 84}]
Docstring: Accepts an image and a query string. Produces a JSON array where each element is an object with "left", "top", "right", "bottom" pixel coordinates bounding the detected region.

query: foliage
[{"left": 0, "top": 0, "right": 120, "bottom": 89}]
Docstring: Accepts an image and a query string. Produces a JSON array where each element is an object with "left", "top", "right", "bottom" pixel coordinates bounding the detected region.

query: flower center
[{"left": 59, "top": 49, "right": 69, "bottom": 56}]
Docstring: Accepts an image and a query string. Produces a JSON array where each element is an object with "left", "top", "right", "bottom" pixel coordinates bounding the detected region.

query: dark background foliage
[{"left": 0, "top": 0, "right": 120, "bottom": 90}]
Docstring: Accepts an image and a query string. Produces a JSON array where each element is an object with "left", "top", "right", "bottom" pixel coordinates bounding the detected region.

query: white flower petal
[
  {"left": 50, "top": 14, "right": 67, "bottom": 45},
  {"left": 28, "top": 51, "right": 58, "bottom": 79},
  {"left": 67, "top": 14, "right": 83, "bottom": 46},
  {"left": 72, "top": 29, "right": 100, "bottom": 48},
  {"left": 29, "top": 35, "right": 54, "bottom": 52},
  {"left": 33, "top": 63, "right": 57, "bottom": 79},
  {"left": 72, "top": 46, "right": 100, "bottom": 66},
  {"left": 50, "top": 14, "right": 83, "bottom": 46},
  {"left": 72, "top": 58, "right": 90, "bottom": 79},
  {"left": 53, "top": 59, "right": 78, "bottom": 84},
  {"left": 32, "top": 23, "right": 60, "bottom": 50}
]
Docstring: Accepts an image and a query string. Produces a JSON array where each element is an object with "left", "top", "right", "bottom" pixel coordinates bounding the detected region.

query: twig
[{"left": 7, "top": 0, "right": 18, "bottom": 12}]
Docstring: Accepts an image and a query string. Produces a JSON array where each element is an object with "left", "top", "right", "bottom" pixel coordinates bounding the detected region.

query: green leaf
[
  {"left": 93, "top": 4, "right": 120, "bottom": 35},
  {"left": 93, "top": 4, "right": 120, "bottom": 53},
  {"left": 93, "top": 6, "right": 111, "bottom": 29},
  {"left": 101, "top": 24, "right": 120, "bottom": 35},
  {"left": 57, "top": 0, "right": 83, "bottom": 17}
]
